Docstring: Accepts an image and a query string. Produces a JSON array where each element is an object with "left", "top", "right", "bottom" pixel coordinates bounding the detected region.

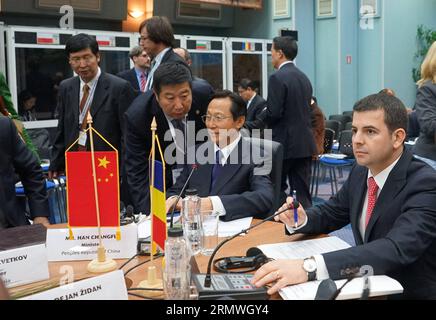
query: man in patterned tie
[
  {"left": 117, "top": 46, "right": 150, "bottom": 93},
  {"left": 251, "top": 93, "right": 436, "bottom": 299}
]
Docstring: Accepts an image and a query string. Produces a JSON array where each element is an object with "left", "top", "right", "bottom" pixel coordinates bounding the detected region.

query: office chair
[{"left": 247, "top": 137, "right": 283, "bottom": 214}]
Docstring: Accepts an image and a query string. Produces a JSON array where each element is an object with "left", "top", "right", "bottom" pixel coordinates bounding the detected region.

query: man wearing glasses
[
  {"left": 117, "top": 46, "right": 151, "bottom": 93},
  {"left": 124, "top": 63, "right": 208, "bottom": 215},
  {"left": 165, "top": 90, "right": 274, "bottom": 221},
  {"left": 49, "top": 33, "right": 137, "bottom": 201}
]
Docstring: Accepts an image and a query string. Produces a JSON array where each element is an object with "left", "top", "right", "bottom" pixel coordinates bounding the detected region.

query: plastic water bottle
[
  {"left": 182, "top": 189, "right": 202, "bottom": 255},
  {"left": 164, "top": 227, "right": 191, "bottom": 300}
]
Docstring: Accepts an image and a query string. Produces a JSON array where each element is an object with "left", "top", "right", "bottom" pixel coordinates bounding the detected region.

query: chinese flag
[{"left": 66, "top": 151, "right": 120, "bottom": 228}]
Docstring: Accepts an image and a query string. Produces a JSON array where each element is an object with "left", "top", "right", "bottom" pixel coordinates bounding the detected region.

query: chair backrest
[
  {"left": 338, "top": 130, "right": 354, "bottom": 157},
  {"left": 329, "top": 114, "right": 351, "bottom": 131},
  {"left": 323, "top": 128, "right": 335, "bottom": 154},
  {"left": 342, "top": 111, "right": 353, "bottom": 119},
  {"left": 345, "top": 121, "right": 352, "bottom": 131},
  {"left": 247, "top": 137, "right": 284, "bottom": 214},
  {"left": 325, "top": 120, "right": 341, "bottom": 140}
]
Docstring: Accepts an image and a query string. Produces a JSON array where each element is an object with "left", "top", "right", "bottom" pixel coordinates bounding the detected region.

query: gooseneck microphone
[
  {"left": 169, "top": 164, "right": 198, "bottom": 228},
  {"left": 204, "top": 200, "right": 299, "bottom": 288}
]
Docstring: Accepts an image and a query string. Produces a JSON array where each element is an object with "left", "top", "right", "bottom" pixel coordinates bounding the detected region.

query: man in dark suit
[
  {"left": 125, "top": 62, "right": 209, "bottom": 215},
  {"left": 237, "top": 78, "right": 267, "bottom": 132},
  {"left": 252, "top": 93, "right": 436, "bottom": 299},
  {"left": 265, "top": 36, "right": 317, "bottom": 209},
  {"left": 49, "top": 33, "right": 136, "bottom": 179},
  {"left": 0, "top": 116, "right": 50, "bottom": 228},
  {"left": 166, "top": 91, "right": 274, "bottom": 221},
  {"left": 117, "top": 46, "right": 150, "bottom": 93},
  {"left": 139, "top": 16, "right": 187, "bottom": 91}
]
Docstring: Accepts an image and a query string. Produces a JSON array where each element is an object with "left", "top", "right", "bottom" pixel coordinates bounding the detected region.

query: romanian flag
[
  {"left": 244, "top": 42, "right": 254, "bottom": 51},
  {"left": 150, "top": 136, "right": 166, "bottom": 255},
  {"left": 65, "top": 151, "right": 121, "bottom": 239}
]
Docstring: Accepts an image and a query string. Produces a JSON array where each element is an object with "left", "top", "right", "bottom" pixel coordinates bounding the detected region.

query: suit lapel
[
  {"left": 90, "top": 73, "right": 109, "bottom": 118},
  {"left": 364, "top": 151, "right": 411, "bottom": 242},
  {"left": 350, "top": 168, "right": 367, "bottom": 245},
  {"left": 70, "top": 77, "right": 80, "bottom": 128}
]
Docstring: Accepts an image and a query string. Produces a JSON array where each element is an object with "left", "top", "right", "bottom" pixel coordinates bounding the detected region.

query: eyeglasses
[
  {"left": 69, "top": 55, "right": 95, "bottom": 64},
  {"left": 201, "top": 114, "right": 233, "bottom": 123}
]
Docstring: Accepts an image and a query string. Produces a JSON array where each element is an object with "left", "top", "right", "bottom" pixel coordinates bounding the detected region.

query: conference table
[{"left": 9, "top": 220, "right": 316, "bottom": 300}]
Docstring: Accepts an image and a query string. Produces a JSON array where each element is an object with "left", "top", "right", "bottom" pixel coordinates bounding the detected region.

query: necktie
[
  {"left": 79, "top": 84, "right": 90, "bottom": 114},
  {"left": 140, "top": 72, "right": 146, "bottom": 92},
  {"left": 171, "top": 119, "right": 185, "bottom": 133},
  {"left": 78, "top": 84, "right": 90, "bottom": 151},
  {"left": 365, "top": 177, "right": 379, "bottom": 227},
  {"left": 146, "top": 60, "right": 157, "bottom": 91},
  {"left": 210, "top": 150, "right": 223, "bottom": 192}
]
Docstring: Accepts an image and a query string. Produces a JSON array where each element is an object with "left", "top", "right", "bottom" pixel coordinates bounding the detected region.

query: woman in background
[{"left": 413, "top": 41, "right": 436, "bottom": 170}]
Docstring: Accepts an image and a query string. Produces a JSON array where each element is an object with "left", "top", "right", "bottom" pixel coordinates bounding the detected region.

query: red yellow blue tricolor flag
[{"left": 150, "top": 118, "right": 166, "bottom": 255}]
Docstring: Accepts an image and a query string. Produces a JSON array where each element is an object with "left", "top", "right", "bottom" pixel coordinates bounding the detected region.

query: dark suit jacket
[
  {"left": 414, "top": 80, "right": 436, "bottom": 160},
  {"left": 124, "top": 82, "right": 210, "bottom": 214},
  {"left": 117, "top": 68, "right": 141, "bottom": 92},
  {"left": 296, "top": 150, "right": 436, "bottom": 299},
  {"left": 244, "top": 94, "right": 267, "bottom": 132},
  {"left": 167, "top": 138, "right": 274, "bottom": 221},
  {"left": 0, "top": 116, "right": 49, "bottom": 227},
  {"left": 50, "top": 72, "right": 137, "bottom": 172},
  {"left": 266, "top": 63, "right": 316, "bottom": 159}
]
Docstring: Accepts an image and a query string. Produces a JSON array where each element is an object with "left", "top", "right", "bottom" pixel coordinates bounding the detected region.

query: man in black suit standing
[
  {"left": 117, "top": 46, "right": 150, "bottom": 93},
  {"left": 124, "top": 63, "right": 207, "bottom": 215},
  {"left": 139, "top": 16, "right": 186, "bottom": 91},
  {"left": 0, "top": 116, "right": 50, "bottom": 228},
  {"left": 252, "top": 93, "right": 436, "bottom": 299},
  {"left": 49, "top": 34, "right": 137, "bottom": 202},
  {"left": 265, "top": 36, "right": 316, "bottom": 208},
  {"left": 238, "top": 78, "right": 267, "bottom": 132}
]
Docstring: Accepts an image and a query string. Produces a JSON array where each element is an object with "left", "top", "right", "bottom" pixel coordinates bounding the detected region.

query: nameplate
[
  {"left": 21, "top": 270, "right": 128, "bottom": 300},
  {"left": 0, "top": 243, "right": 49, "bottom": 288},
  {"left": 46, "top": 224, "right": 137, "bottom": 261}
]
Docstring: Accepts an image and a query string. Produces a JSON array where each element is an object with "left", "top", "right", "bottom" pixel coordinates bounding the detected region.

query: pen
[{"left": 292, "top": 190, "right": 298, "bottom": 228}]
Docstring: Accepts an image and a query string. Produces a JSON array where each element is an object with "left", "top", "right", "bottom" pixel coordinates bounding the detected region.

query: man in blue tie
[
  {"left": 251, "top": 93, "right": 436, "bottom": 300},
  {"left": 165, "top": 90, "right": 274, "bottom": 221}
]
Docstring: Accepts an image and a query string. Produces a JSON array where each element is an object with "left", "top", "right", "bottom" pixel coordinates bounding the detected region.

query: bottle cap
[
  {"left": 168, "top": 227, "right": 184, "bottom": 237},
  {"left": 185, "top": 188, "right": 198, "bottom": 196}
]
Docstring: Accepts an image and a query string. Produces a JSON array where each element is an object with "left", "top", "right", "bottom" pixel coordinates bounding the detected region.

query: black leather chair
[
  {"left": 247, "top": 137, "right": 284, "bottom": 214},
  {"left": 325, "top": 120, "right": 341, "bottom": 140}
]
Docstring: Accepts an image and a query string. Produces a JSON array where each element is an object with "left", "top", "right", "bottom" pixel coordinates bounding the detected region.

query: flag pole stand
[
  {"left": 85, "top": 114, "right": 117, "bottom": 273},
  {"left": 138, "top": 117, "right": 163, "bottom": 296}
]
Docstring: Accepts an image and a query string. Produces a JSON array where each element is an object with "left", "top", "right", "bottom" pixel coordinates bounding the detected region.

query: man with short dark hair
[
  {"left": 124, "top": 63, "right": 207, "bottom": 215},
  {"left": 237, "top": 78, "right": 267, "bottom": 132},
  {"left": 265, "top": 36, "right": 316, "bottom": 209},
  {"left": 117, "top": 46, "right": 150, "bottom": 93},
  {"left": 49, "top": 33, "right": 137, "bottom": 203},
  {"left": 138, "top": 16, "right": 186, "bottom": 91},
  {"left": 166, "top": 90, "right": 274, "bottom": 221},
  {"left": 252, "top": 93, "right": 436, "bottom": 300}
]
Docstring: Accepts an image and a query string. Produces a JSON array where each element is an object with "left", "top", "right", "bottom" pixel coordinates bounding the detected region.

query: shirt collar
[
  {"left": 153, "top": 47, "right": 171, "bottom": 67},
  {"left": 134, "top": 67, "right": 146, "bottom": 77},
  {"left": 279, "top": 61, "right": 293, "bottom": 70},
  {"left": 80, "top": 67, "right": 101, "bottom": 89},
  {"left": 214, "top": 133, "right": 242, "bottom": 164},
  {"left": 367, "top": 153, "right": 402, "bottom": 191},
  {"left": 247, "top": 93, "right": 257, "bottom": 108}
]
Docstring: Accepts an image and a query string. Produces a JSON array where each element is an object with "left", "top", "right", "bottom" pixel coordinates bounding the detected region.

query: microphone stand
[
  {"left": 169, "top": 164, "right": 197, "bottom": 229},
  {"left": 204, "top": 201, "right": 299, "bottom": 288}
]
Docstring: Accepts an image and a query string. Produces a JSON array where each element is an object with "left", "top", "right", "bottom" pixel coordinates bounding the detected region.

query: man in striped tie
[
  {"left": 252, "top": 93, "right": 436, "bottom": 300},
  {"left": 117, "top": 46, "right": 150, "bottom": 94}
]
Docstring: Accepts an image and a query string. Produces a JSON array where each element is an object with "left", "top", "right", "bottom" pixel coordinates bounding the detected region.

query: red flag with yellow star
[{"left": 65, "top": 151, "right": 120, "bottom": 230}]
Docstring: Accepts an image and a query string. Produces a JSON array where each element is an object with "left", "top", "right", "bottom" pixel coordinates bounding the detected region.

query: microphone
[
  {"left": 169, "top": 164, "right": 198, "bottom": 228},
  {"left": 203, "top": 200, "right": 299, "bottom": 288},
  {"left": 314, "top": 279, "right": 337, "bottom": 300}
]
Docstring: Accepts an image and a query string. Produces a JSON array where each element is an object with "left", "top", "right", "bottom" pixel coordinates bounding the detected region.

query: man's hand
[
  {"left": 33, "top": 217, "right": 50, "bottom": 228},
  {"left": 48, "top": 170, "right": 64, "bottom": 179},
  {"left": 165, "top": 196, "right": 181, "bottom": 214},
  {"left": 251, "top": 259, "right": 308, "bottom": 295},
  {"left": 274, "top": 196, "right": 308, "bottom": 228},
  {"left": 200, "top": 197, "right": 213, "bottom": 212}
]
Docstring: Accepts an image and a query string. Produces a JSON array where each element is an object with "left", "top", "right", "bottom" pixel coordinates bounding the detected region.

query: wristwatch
[{"left": 303, "top": 257, "right": 317, "bottom": 281}]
